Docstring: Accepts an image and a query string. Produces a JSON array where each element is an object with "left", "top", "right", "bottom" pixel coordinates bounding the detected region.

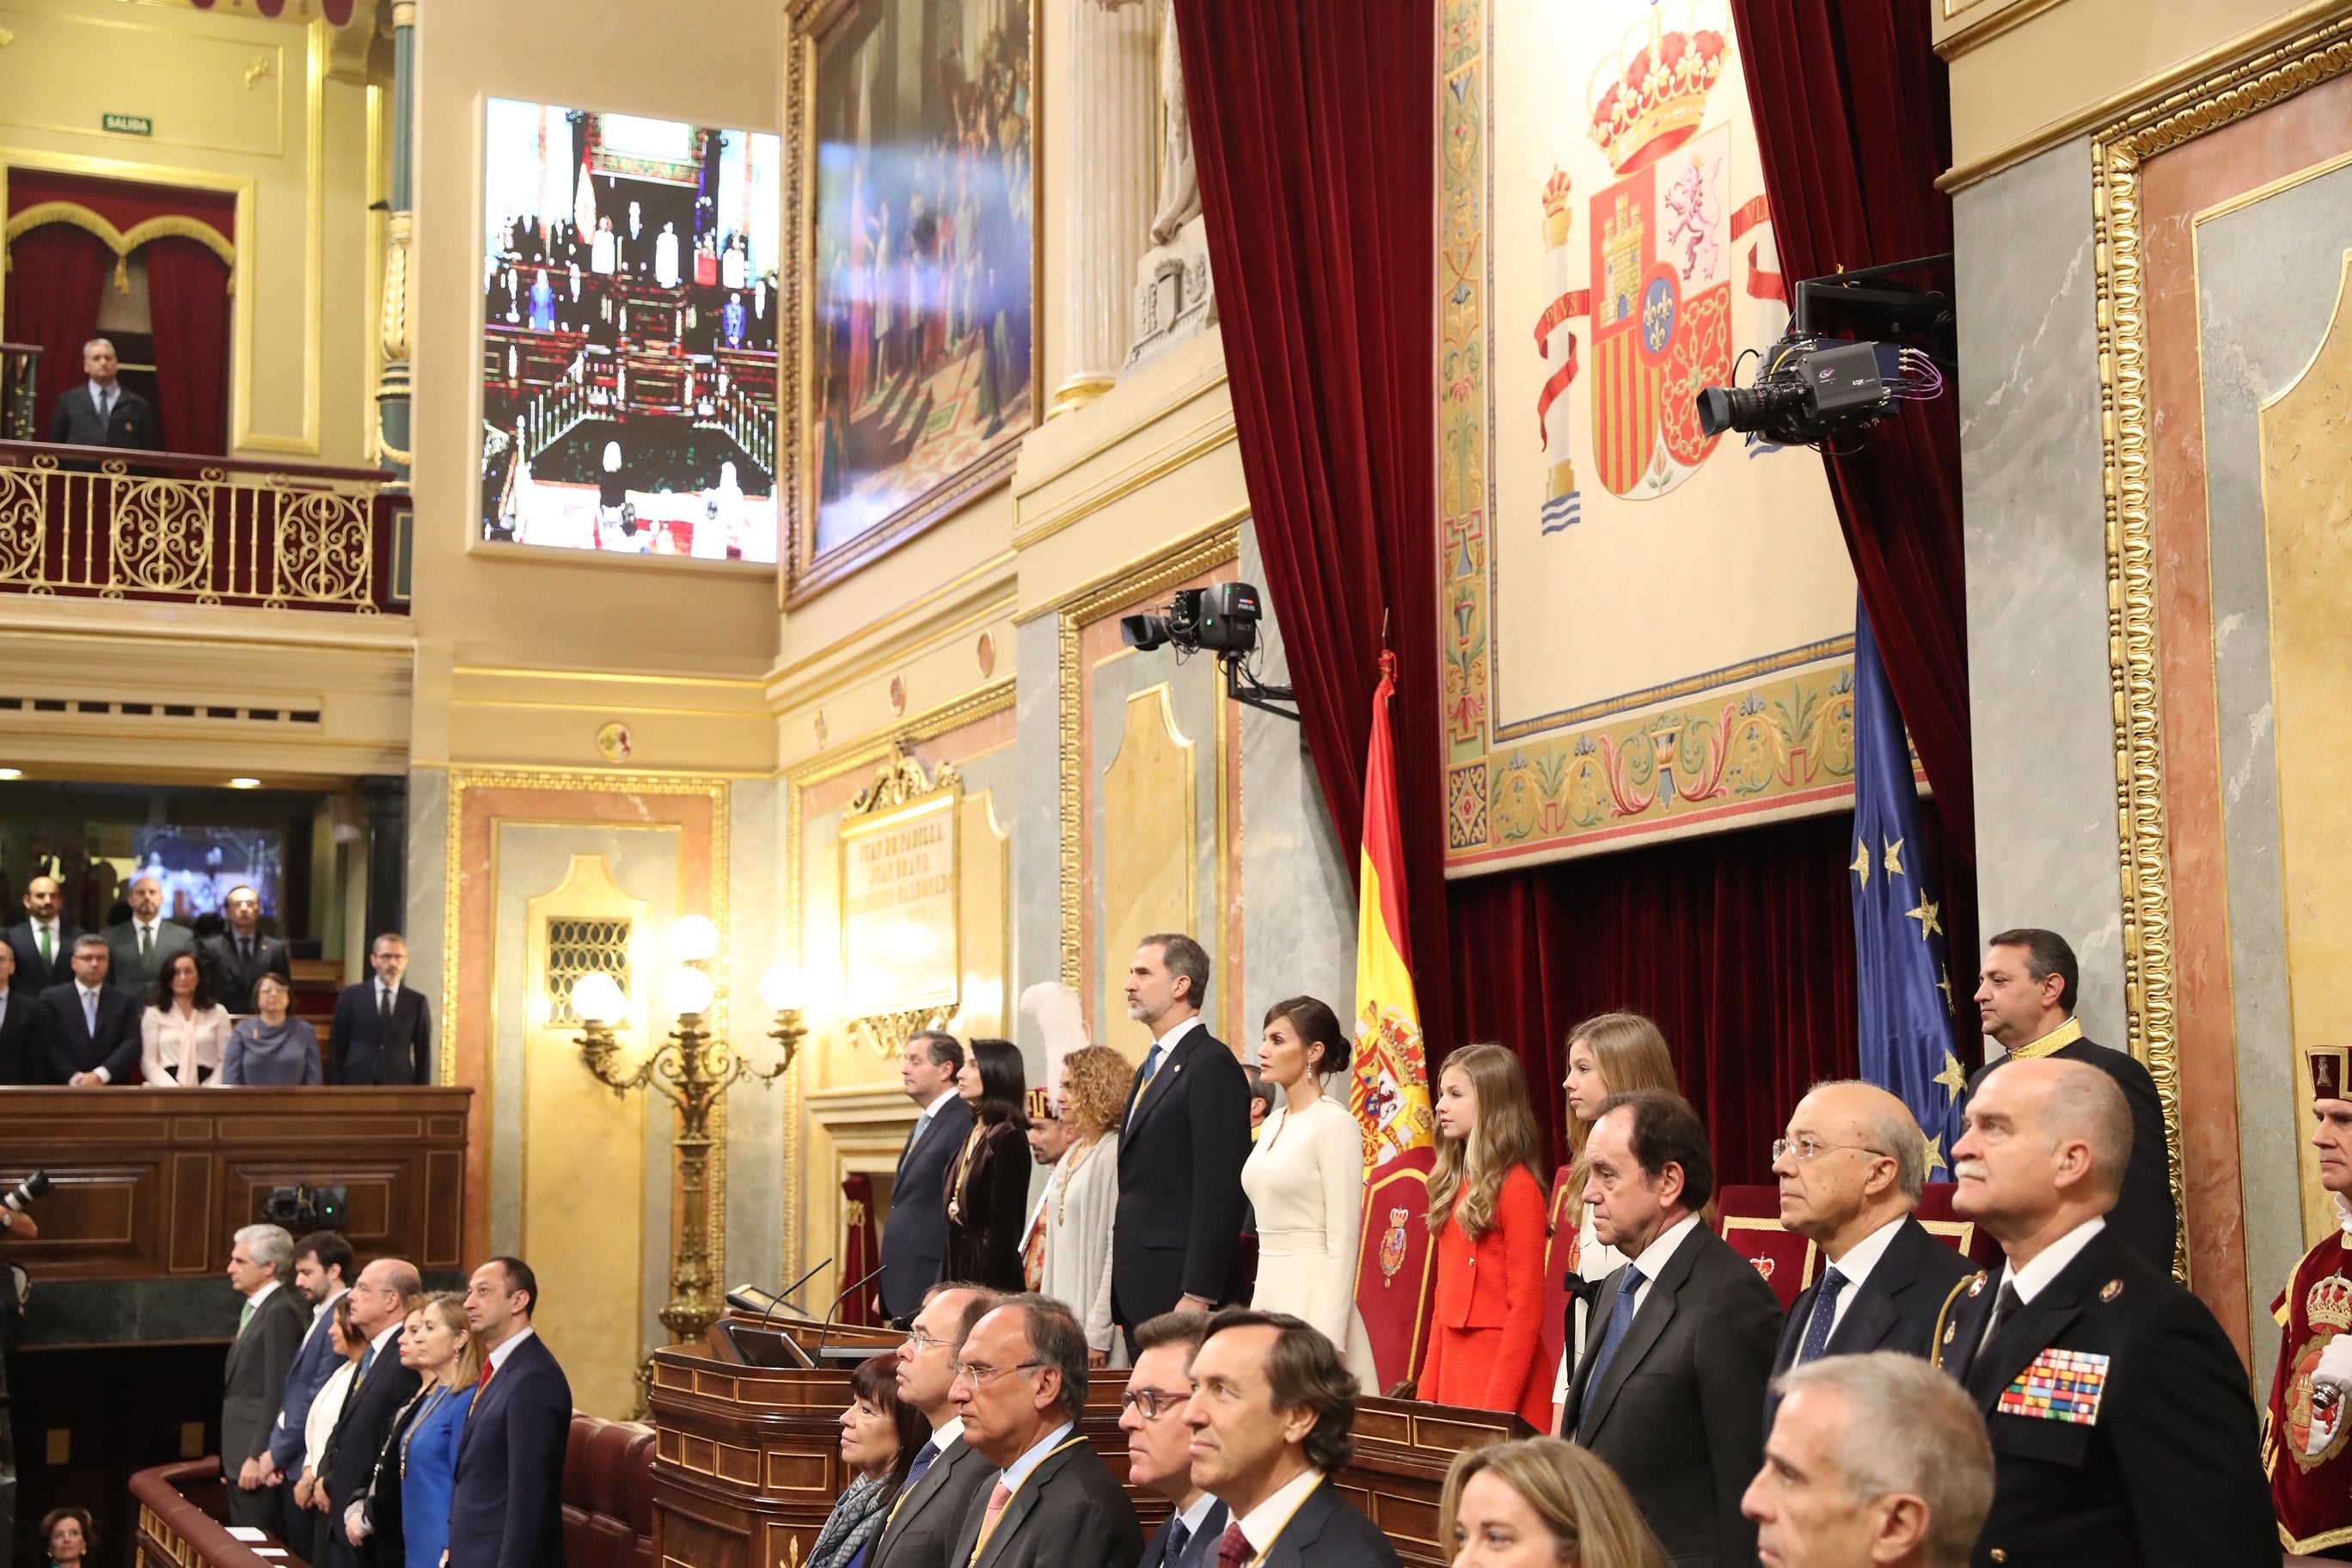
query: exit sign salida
[{"left": 101, "top": 113, "right": 152, "bottom": 137}]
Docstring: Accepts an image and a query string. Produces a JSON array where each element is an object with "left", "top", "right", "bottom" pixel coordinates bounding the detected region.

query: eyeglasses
[
  {"left": 1120, "top": 1387, "right": 1191, "bottom": 1420},
  {"left": 952, "top": 1360, "right": 1043, "bottom": 1387},
  {"left": 1773, "top": 1136, "right": 1891, "bottom": 1164},
  {"left": 903, "top": 1326, "right": 949, "bottom": 1355}
]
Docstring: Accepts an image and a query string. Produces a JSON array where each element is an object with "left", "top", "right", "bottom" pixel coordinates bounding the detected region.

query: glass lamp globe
[
  {"left": 760, "top": 961, "right": 805, "bottom": 1014},
  {"left": 569, "top": 971, "right": 626, "bottom": 1026},
  {"left": 670, "top": 915, "right": 720, "bottom": 964},
  {"left": 665, "top": 964, "right": 717, "bottom": 1019}
]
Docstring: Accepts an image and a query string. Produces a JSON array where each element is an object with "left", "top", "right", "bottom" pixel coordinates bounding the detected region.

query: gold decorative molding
[
  {"left": 244, "top": 52, "right": 277, "bottom": 88},
  {"left": 2086, "top": 7, "right": 2352, "bottom": 1285},
  {"left": 842, "top": 1004, "right": 958, "bottom": 1058},
  {"left": 1055, "top": 515, "right": 1242, "bottom": 990},
  {"left": 843, "top": 746, "right": 963, "bottom": 819},
  {"left": 4, "top": 202, "right": 237, "bottom": 275}
]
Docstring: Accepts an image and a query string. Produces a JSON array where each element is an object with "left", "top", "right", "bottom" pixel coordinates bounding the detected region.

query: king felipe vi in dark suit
[{"left": 1112, "top": 1014, "right": 1252, "bottom": 1333}]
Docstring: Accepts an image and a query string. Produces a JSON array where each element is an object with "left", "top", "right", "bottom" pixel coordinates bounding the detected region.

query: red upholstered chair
[
  {"left": 1356, "top": 1147, "right": 1437, "bottom": 1391},
  {"left": 559, "top": 1412, "right": 658, "bottom": 1568},
  {"left": 582, "top": 1419, "right": 641, "bottom": 1568},
  {"left": 560, "top": 1413, "right": 599, "bottom": 1567},
  {"left": 1712, "top": 1184, "right": 1816, "bottom": 1312},
  {"left": 1537, "top": 1165, "right": 1580, "bottom": 1397},
  {"left": 1914, "top": 1179, "right": 2001, "bottom": 1268}
]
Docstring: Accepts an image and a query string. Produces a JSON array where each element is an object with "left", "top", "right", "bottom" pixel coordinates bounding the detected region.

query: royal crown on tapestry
[
  {"left": 2312, "top": 1275, "right": 2352, "bottom": 1336},
  {"left": 1588, "top": 3, "right": 1730, "bottom": 175}
]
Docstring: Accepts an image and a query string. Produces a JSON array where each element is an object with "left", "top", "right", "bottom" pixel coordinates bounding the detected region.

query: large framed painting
[
  {"left": 1436, "top": 0, "right": 1860, "bottom": 876},
  {"left": 478, "top": 100, "right": 783, "bottom": 563},
  {"left": 783, "top": 0, "right": 1038, "bottom": 603}
]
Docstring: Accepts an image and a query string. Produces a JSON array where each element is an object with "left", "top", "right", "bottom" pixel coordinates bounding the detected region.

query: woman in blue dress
[{"left": 395, "top": 1292, "right": 478, "bottom": 1568}]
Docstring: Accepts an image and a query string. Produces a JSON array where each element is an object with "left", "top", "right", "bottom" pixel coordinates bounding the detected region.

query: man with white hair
[
  {"left": 1744, "top": 1351, "right": 1993, "bottom": 1568},
  {"left": 1933, "top": 1057, "right": 2271, "bottom": 1565},
  {"left": 48, "top": 338, "right": 162, "bottom": 449},
  {"left": 2264, "top": 1046, "right": 2352, "bottom": 1554},
  {"left": 222, "top": 1224, "right": 306, "bottom": 1534}
]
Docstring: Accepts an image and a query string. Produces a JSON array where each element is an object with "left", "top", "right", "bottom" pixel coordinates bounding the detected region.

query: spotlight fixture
[{"left": 228, "top": 777, "right": 262, "bottom": 789}]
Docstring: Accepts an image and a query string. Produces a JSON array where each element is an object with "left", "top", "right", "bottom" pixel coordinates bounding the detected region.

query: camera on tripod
[{"left": 260, "top": 1183, "right": 346, "bottom": 1232}]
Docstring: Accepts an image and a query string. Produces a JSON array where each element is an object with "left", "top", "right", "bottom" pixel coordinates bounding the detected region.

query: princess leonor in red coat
[{"left": 1413, "top": 1041, "right": 1553, "bottom": 1429}]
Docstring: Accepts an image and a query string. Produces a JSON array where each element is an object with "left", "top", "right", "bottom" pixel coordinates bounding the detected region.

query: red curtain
[
  {"left": 1450, "top": 813, "right": 1862, "bottom": 1186},
  {"left": 1170, "top": 0, "right": 1452, "bottom": 1026},
  {"left": 1723, "top": 2, "right": 1975, "bottom": 861},
  {"left": 840, "top": 1173, "right": 881, "bottom": 1327},
  {"left": 142, "top": 236, "right": 232, "bottom": 456},
  {"left": 3, "top": 223, "right": 110, "bottom": 438}
]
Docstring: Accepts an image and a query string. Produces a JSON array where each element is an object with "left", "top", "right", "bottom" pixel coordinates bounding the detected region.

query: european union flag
[{"left": 1850, "top": 600, "right": 1966, "bottom": 1168}]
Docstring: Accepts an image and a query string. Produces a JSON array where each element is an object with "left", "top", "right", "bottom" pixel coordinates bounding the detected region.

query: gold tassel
[{"left": 113, "top": 253, "right": 129, "bottom": 293}]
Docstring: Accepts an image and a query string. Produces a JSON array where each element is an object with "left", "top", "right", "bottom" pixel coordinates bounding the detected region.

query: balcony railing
[{"left": 0, "top": 440, "right": 407, "bottom": 614}]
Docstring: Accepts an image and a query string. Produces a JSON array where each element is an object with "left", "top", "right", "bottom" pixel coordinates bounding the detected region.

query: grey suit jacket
[
  {"left": 223, "top": 1283, "right": 309, "bottom": 1472},
  {"left": 868, "top": 1433, "right": 995, "bottom": 1568},
  {"left": 104, "top": 920, "right": 196, "bottom": 999},
  {"left": 1566, "top": 1222, "right": 1782, "bottom": 1568},
  {"left": 946, "top": 1437, "right": 1143, "bottom": 1568}
]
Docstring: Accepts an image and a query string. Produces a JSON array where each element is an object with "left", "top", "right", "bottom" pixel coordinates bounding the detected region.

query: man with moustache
[
  {"left": 869, "top": 1283, "right": 999, "bottom": 1568},
  {"left": 1018, "top": 1087, "right": 1070, "bottom": 1293},
  {"left": 1963, "top": 929, "right": 2174, "bottom": 1271},
  {"left": 1118, "top": 1313, "right": 1224, "bottom": 1568},
  {"left": 945, "top": 1294, "right": 1141, "bottom": 1568},
  {"left": 2263, "top": 1047, "right": 2352, "bottom": 1557},
  {"left": 1932, "top": 1057, "right": 2271, "bottom": 1566},
  {"left": 1181, "top": 1309, "right": 1397, "bottom": 1567},
  {"left": 1766, "top": 1081, "right": 1972, "bottom": 1429}
]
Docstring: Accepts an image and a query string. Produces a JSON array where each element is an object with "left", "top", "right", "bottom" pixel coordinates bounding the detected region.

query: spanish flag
[{"left": 1350, "top": 652, "right": 1434, "bottom": 1170}]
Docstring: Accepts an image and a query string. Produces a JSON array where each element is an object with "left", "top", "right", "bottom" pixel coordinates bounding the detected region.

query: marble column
[
  {"left": 1051, "top": 0, "right": 1157, "bottom": 417},
  {"left": 377, "top": 0, "right": 417, "bottom": 478}
]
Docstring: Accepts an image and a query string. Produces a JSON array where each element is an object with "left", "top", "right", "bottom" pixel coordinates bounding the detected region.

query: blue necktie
[
  {"left": 1796, "top": 1265, "right": 1850, "bottom": 1364},
  {"left": 1128, "top": 1043, "right": 1165, "bottom": 1124},
  {"left": 903, "top": 1439, "right": 938, "bottom": 1493},
  {"left": 1163, "top": 1514, "right": 1191, "bottom": 1567},
  {"left": 1579, "top": 1263, "right": 1645, "bottom": 1408},
  {"left": 82, "top": 990, "right": 96, "bottom": 1035}
]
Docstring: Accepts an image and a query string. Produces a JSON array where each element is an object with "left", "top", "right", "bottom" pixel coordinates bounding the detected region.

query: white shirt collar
[
  {"left": 1154, "top": 1014, "right": 1204, "bottom": 1054},
  {"left": 1825, "top": 1214, "right": 1908, "bottom": 1284},
  {"left": 311, "top": 1286, "right": 350, "bottom": 1321},
  {"left": 487, "top": 1324, "right": 537, "bottom": 1369},
  {"left": 1175, "top": 1491, "right": 1222, "bottom": 1535},
  {"left": 89, "top": 379, "right": 115, "bottom": 407},
  {"left": 916, "top": 1085, "right": 959, "bottom": 1121},
  {"left": 137, "top": 918, "right": 156, "bottom": 934},
  {"left": 367, "top": 1319, "right": 404, "bottom": 1355},
  {"left": 1626, "top": 1210, "right": 1704, "bottom": 1277},
  {"left": 248, "top": 1279, "right": 283, "bottom": 1307},
  {"left": 77, "top": 979, "right": 102, "bottom": 1000},
  {"left": 1233, "top": 1466, "right": 1323, "bottom": 1557},
  {"left": 927, "top": 1414, "right": 965, "bottom": 1450},
  {"left": 2000, "top": 1216, "right": 2106, "bottom": 1307},
  {"left": 995, "top": 1418, "right": 1075, "bottom": 1498}
]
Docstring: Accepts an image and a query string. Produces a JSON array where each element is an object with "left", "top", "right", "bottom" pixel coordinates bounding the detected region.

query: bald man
[
  {"left": 1765, "top": 1081, "right": 1973, "bottom": 1428},
  {"left": 1932, "top": 1058, "right": 2270, "bottom": 1568}
]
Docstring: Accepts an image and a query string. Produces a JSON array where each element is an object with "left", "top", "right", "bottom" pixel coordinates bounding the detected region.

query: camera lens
[{"left": 1694, "top": 382, "right": 1808, "bottom": 438}]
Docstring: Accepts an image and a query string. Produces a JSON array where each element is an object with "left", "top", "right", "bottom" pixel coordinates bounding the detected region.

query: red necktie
[
  {"left": 1216, "top": 1521, "right": 1252, "bottom": 1568},
  {"left": 477, "top": 1359, "right": 494, "bottom": 1392}
]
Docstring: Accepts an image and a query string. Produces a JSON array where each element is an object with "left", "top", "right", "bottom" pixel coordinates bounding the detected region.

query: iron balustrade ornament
[
  {"left": 573, "top": 970, "right": 797, "bottom": 1346},
  {"left": 0, "top": 443, "right": 398, "bottom": 611}
]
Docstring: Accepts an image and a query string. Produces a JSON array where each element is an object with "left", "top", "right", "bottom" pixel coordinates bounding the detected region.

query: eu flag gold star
[
  {"left": 1883, "top": 836, "right": 1906, "bottom": 878},
  {"left": 1905, "top": 892, "right": 1943, "bottom": 941},
  {"left": 1924, "top": 1134, "right": 1947, "bottom": 1173},
  {"left": 1936, "top": 965, "right": 1955, "bottom": 1015},
  {"left": 1850, "top": 837, "right": 1871, "bottom": 888},
  {"left": 1934, "top": 1050, "right": 1968, "bottom": 1101}
]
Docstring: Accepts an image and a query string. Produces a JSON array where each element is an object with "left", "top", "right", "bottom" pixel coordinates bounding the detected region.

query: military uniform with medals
[
  {"left": 2266, "top": 1046, "right": 2352, "bottom": 1559},
  {"left": 1931, "top": 1220, "right": 2274, "bottom": 1567}
]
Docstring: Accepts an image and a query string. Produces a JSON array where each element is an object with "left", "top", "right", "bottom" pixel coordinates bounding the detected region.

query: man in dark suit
[
  {"left": 328, "top": 934, "right": 432, "bottom": 1084},
  {"left": 263, "top": 1231, "right": 353, "bottom": 1545},
  {"left": 1121, "top": 1313, "right": 1225, "bottom": 1568},
  {"left": 1112, "top": 935, "right": 1250, "bottom": 1353},
  {"left": 6, "top": 875, "right": 80, "bottom": 995},
  {"left": 105, "top": 873, "right": 196, "bottom": 999},
  {"left": 1933, "top": 1057, "right": 2273, "bottom": 1568},
  {"left": 873, "top": 1283, "right": 1001, "bottom": 1568},
  {"left": 1565, "top": 1092, "right": 1781, "bottom": 1568},
  {"left": 880, "top": 1032, "right": 973, "bottom": 1324},
  {"left": 322, "top": 1258, "right": 422, "bottom": 1568},
  {"left": 223, "top": 1224, "right": 308, "bottom": 1534},
  {"left": 450, "top": 1257, "right": 572, "bottom": 1568},
  {"left": 47, "top": 338, "right": 163, "bottom": 450},
  {"left": 199, "top": 885, "right": 292, "bottom": 1015},
  {"left": 40, "top": 934, "right": 139, "bottom": 1084},
  {"left": 0, "top": 946, "right": 50, "bottom": 1084},
  {"left": 1184, "top": 1309, "right": 1399, "bottom": 1568},
  {"left": 1963, "top": 928, "right": 2174, "bottom": 1272},
  {"left": 1765, "top": 1081, "right": 1974, "bottom": 1430},
  {"left": 946, "top": 1295, "right": 1142, "bottom": 1568}
]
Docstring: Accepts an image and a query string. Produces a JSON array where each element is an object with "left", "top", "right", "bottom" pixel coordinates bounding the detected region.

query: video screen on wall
[
  {"left": 130, "top": 825, "right": 285, "bottom": 921},
  {"left": 479, "top": 100, "right": 783, "bottom": 562}
]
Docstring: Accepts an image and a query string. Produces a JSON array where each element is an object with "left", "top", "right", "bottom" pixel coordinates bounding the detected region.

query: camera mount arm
[{"left": 1224, "top": 656, "right": 1300, "bottom": 722}]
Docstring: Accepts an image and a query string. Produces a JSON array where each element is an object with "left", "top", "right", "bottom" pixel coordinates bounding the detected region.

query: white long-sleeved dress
[
  {"left": 1040, "top": 1132, "right": 1122, "bottom": 1358},
  {"left": 1240, "top": 1095, "right": 1380, "bottom": 1390}
]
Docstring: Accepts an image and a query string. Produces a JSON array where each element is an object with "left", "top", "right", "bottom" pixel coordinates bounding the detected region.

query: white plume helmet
[{"left": 1020, "top": 981, "right": 1090, "bottom": 1097}]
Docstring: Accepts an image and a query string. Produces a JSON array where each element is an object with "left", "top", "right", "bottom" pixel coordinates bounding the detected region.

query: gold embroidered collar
[{"left": 2007, "top": 1016, "right": 2084, "bottom": 1062}]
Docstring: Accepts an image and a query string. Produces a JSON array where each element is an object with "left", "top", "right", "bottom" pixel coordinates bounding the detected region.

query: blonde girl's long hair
[
  {"left": 1562, "top": 1012, "right": 1681, "bottom": 1195},
  {"left": 1428, "top": 1042, "right": 1548, "bottom": 1240},
  {"left": 1439, "top": 1437, "right": 1669, "bottom": 1568}
]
